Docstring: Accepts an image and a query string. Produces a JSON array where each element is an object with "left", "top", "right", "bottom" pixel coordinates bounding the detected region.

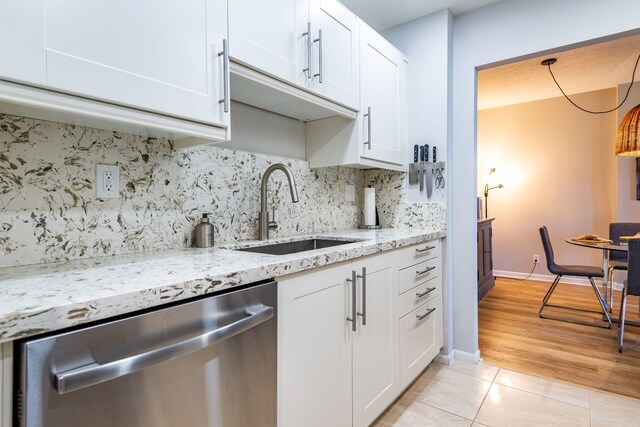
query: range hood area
[{"left": 229, "top": 61, "right": 357, "bottom": 122}]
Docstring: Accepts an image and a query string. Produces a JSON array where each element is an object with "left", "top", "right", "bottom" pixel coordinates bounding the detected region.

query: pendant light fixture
[{"left": 542, "top": 53, "right": 640, "bottom": 156}]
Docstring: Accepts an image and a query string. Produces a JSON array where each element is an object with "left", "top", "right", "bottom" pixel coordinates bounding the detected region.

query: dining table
[{"left": 565, "top": 238, "right": 639, "bottom": 326}]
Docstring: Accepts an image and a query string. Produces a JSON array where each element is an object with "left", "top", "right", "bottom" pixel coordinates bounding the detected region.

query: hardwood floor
[{"left": 479, "top": 277, "right": 640, "bottom": 400}]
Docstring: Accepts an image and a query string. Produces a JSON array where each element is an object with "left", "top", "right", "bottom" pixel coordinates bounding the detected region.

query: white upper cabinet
[
  {"left": 360, "top": 23, "right": 406, "bottom": 165},
  {"left": 0, "top": 0, "right": 230, "bottom": 129},
  {"left": 303, "top": 0, "right": 359, "bottom": 109},
  {"left": 0, "top": 1, "right": 46, "bottom": 85},
  {"left": 229, "top": 0, "right": 303, "bottom": 84}
]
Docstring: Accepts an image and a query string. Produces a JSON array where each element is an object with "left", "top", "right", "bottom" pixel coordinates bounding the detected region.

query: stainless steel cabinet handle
[
  {"left": 416, "top": 266, "right": 436, "bottom": 276},
  {"left": 313, "top": 29, "right": 323, "bottom": 83},
  {"left": 217, "top": 39, "right": 230, "bottom": 113},
  {"left": 415, "top": 245, "right": 436, "bottom": 254},
  {"left": 416, "top": 287, "right": 436, "bottom": 298},
  {"left": 416, "top": 307, "right": 436, "bottom": 321},
  {"left": 356, "top": 267, "right": 366, "bottom": 326},
  {"left": 346, "top": 270, "right": 357, "bottom": 331},
  {"left": 55, "top": 304, "right": 274, "bottom": 395},
  {"left": 303, "top": 22, "right": 312, "bottom": 79},
  {"left": 364, "top": 107, "right": 372, "bottom": 150}
]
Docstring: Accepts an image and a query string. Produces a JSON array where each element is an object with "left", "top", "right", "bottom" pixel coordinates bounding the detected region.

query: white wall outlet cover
[
  {"left": 345, "top": 184, "right": 355, "bottom": 202},
  {"left": 96, "top": 164, "right": 120, "bottom": 199}
]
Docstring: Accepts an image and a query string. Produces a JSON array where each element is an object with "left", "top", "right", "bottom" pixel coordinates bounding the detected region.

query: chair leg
[
  {"left": 588, "top": 277, "right": 612, "bottom": 327},
  {"left": 608, "top": 266, "right": 614, "bottom": 313},
  {"left": 618, "top": 287, "right": 628, "bottom": 353},
  {"left": 539, "top": 275, "right": 561, "bottom": 317}
]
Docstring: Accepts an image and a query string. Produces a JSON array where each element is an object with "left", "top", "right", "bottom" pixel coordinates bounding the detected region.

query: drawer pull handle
[
  {"left": 416, "top": 307, "right": 436, "bottom": 321},
  {"left": 415, "top": 245, "right": 436, "bottom": 253},
  {"left": 416, "top": 287, "right": 436, "bottom": 298},
  {"left": 416, "top": 266, "right": 436, "bottom": 276}
]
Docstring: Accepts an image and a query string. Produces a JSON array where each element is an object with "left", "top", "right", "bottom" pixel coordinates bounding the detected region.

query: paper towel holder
[{"left": 359, "top": 203, "right": 382, "bottom": 230}]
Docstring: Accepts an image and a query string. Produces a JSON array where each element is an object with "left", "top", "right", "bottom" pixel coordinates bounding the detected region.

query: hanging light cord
[{"left": 545, "top": 52, "right": 640, "bottom": 114}]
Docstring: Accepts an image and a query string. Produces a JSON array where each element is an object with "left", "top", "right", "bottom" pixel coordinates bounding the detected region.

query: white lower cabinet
[
  {"left": 279, "top": 252, "right": 397, "bottom": 427},
  {"left": 279, "top": 240, "right": 443, "bottom": 426}
]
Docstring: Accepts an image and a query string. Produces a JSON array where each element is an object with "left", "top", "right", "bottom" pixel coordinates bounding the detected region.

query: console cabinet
[{"left": 478, "top": 218, "right": 495, "bottom": 301}]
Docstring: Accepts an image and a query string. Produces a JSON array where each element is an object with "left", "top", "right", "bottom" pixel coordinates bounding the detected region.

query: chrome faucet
[{"left": 259, "top": 163, "right": 299, "bottom": 240}]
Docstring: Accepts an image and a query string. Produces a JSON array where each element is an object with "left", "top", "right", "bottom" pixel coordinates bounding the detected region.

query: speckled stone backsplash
[{"left": 0, "top": 113, "right": 445, "bottom": 268}]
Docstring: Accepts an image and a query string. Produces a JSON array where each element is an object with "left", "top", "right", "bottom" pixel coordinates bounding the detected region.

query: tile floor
[{"left": 373, "top": 359, "right": 640, "bottom": 426}]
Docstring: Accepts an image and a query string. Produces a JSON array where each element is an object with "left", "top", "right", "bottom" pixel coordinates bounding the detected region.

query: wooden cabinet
[
  {"left": 305, "top": 0, "right": 359, "bottom": 109},
  {"left": 359, "top": 22, "right": 406, "bottom": 166},
  {"left": 395, "top": 240, "right": 443, "bottom": 389},
  {"left": 279, "top": 240, "right": 443, "bottom": 426},
  {"left": 0, "top": 0, "right": 230, "bottom": 130},
  {"left": 279, "top": 253, "right": 397, "bottom": 427},
  {"left": 478, "top": 218, "right": 495, "bottom": 301},
  {"left": 229, "top": 0, "right": 301, "bottom": 84},
  {"left": 306, "top": 21, "right": 407, "bottom": 171},
  {"left": 230, "top": 0, "right": 358, "bottom": 110}
]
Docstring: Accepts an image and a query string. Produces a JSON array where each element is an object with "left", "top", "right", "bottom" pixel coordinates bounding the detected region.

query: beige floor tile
[
  {"left": 374, "top": 395, "right": 472, "bottom": 427},
  {"left": 494, "top": 369, "right": 590, "bottom": 408},
  {"left": 590, "top": 389, "right": 640, "bottom": 427},
  {"left": 405, "top": 364, "right": 491, "bottom": 420},
  {"left": 446, "top": 359, "right": 500, "bottom": 382},
  {"left": 475, "top": 384, "right": 590, "bottom": 427}
]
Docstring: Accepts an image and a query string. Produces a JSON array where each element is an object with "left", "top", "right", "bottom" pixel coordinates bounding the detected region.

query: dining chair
[
  {"left": 539, "top": 226, "right": 612, "bottom": 328},
  {"left": 608, "top": 223, "right": 640, "bottom": 311},
  {"left": 618, "top": 238, "right": 640, "bottom": 352}
]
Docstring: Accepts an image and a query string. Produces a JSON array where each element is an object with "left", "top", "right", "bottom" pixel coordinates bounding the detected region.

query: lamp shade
[{"left": 616, "top": 104, "right": 640, "bottom": 156}]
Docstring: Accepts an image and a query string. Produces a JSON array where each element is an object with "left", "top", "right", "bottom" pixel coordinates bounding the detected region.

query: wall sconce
[{"left": 484, "top": 168, "right": 503, "bottom": 219}]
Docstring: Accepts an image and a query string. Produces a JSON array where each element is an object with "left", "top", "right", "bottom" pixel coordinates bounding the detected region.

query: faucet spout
[{"left": 259, "top": 163, "right": 299, "bottom": 240}]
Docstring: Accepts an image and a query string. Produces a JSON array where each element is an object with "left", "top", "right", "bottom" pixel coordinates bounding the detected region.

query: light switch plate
[
  {"left": 345, "top": 184, "right": 355, "bottom": 202},
  {"left": 96, "top": 164, "right": 120, "bottom": 199}
]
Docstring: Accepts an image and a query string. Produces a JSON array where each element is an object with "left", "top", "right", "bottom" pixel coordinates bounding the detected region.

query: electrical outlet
[
  {"left": 345, "top": 184, "right": 355, "bottom": 202},
  {"left": 96, "top": 164, "right": 120, "bottom": 199},
  {"left": 533, "top": 254, "right": 540, "bottom": 263}
]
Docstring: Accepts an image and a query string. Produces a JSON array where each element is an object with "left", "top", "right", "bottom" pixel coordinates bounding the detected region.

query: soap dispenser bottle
[{"left": 194, "top": 213, "right": 215, "bottom": 248}]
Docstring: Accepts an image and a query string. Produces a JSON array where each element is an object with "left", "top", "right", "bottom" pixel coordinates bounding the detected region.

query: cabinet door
[
  {"left": 360, "top": 24, "right": 406, "bottom": 165},
  {"left": 0, "top": 1, "right": 45, "bottom": 85},
  {"left": 352, "top": 257, "right": 399, "bottom": 427},
  {"left": 307, "top": 0, "right": 359, "bottom": 109},
  {"left": 230, "top": 0, "right": 304, "bottom": 85},
  {"left": 279, "top": 264, "right": 353, "bottom": 427},
  {"left": 399, "top": 296, "right": 443, "bottom": 388},
  {"left": 41, "top": 0, "right": 228, "bottom": 126}
]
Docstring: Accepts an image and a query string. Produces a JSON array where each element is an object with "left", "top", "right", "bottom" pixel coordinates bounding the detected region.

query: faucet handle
[{"left": 269, "top": 207, "right": 278, "bottom": 231}]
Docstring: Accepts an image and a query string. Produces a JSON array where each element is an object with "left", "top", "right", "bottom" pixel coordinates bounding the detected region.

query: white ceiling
[
  {"left": 478, "top": 33, "right": 640, "bottom": 110},
  {"left": 339, "top": 0, "right": 501, "bottom": 31}
]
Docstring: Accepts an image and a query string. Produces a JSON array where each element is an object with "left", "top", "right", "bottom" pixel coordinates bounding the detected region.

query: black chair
[
  {"left": 608, "top": 223, "right": 640, "bottom": 310},
  {"left": 539, "top": 226, "right": 612, "bottom": 328},
  {"left": 618, "top": 238, "right": 640, "bottom": 352}
]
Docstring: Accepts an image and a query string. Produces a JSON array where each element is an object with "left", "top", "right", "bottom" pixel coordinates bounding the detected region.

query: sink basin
[{"left": 234, "top": 238, "right": 360, "bottom": 256}]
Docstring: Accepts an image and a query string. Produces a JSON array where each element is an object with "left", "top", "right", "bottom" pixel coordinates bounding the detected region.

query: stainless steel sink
[{"left": 234, "top": 238, "right": 360, "bottom": 256}]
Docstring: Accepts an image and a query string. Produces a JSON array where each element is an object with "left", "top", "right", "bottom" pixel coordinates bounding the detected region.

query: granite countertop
[{"left": 0, "top": 227, "right": 445, "bottom": 344}]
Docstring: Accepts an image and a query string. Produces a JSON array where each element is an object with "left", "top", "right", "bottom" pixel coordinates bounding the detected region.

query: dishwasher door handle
[{"left": 55, "top": 304, "right": 274, "bottom": 395}]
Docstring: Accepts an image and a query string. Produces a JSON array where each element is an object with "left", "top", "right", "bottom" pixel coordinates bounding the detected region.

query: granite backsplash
[{"left": 0, "top": 113, "right": 445, "bottom": 268}]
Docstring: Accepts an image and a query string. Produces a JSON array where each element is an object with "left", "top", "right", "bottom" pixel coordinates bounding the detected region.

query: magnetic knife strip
[{"left": 408, "top": 144, "right": 445, "bottom": 197}]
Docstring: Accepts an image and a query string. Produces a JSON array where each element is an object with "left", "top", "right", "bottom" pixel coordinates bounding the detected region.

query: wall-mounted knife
[
  {"left": 419, "top": 145, "right": 424, "bottom": 191},
  {"left": 408, "top": 144, "right": 418, "bottom": 184},
  {"left": 425, "top": 144, "right": 433, "bottom": 199}
]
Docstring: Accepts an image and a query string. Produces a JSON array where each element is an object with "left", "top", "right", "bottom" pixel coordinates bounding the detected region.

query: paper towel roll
[{"left": 364, "top": 188, "right": 376, "bottom": 226}]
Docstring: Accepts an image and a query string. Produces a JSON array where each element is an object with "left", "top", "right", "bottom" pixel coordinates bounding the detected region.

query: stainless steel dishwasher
[{"left": 15, "top": 280, "right": 277, "bottom": 427}]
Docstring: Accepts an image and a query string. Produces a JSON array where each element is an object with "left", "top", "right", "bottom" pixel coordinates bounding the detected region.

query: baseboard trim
[
  {"left": 435, "top": 351, "right": 453, "bottom": 365},
  {"left": 453, "top": 349, "right": 481, "bottom": 364},
  {"left": 494, "top": 270, "right": 623, "bottom": 290}
]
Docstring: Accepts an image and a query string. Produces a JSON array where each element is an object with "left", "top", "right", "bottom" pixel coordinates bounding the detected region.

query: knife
[
  {"left": 408, "top": 145, "right": 419, "bottom": 184},
  {"left": 419, "top": 145, "right": 424, "bottom": 191},
  {"left": 425, "top": 144, "right": 433, "bottom": 199}
]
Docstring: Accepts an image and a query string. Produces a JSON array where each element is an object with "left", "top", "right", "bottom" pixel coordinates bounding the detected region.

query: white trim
[
  {"left": 453, "top": 349, "right": 481, "bottom": 364},
  {"left": 1, "top": 342, "right": 12, "bottom": 427},
  {"left": 494, "top": 270, "right": 624, "bottom": 290},
  {"left": 435, "top": 351, "right": 453, "bottom": 366}
]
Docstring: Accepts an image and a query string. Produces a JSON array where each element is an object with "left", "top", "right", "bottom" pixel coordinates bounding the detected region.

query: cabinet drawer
[
  {"left": 398, "top": 276, "right": 440, "bottom": 317},
  {"left": 396, "top": 241, "right": 441, "bottom": 270},
  {"left": 398, "top": 258, "right": 439, "bottom": 295},
  {"left": 399, "top": 297, "right": 441, "bottom": 389}
]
